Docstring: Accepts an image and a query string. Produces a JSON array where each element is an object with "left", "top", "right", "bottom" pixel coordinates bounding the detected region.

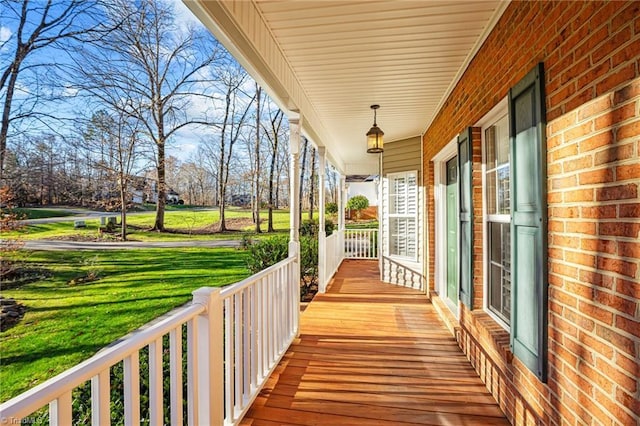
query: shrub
[
  {"left": 244, "top": 234, "right": 319, "bottom": 300},
  {"left": 325, "top": 202, "right": 338, "bottom": 214},
  {"left": 300, "top": 218, "right": 335, "bottom": 237},
  {"left": 347, "top": 195, "right": 369, "bottom": 220},
  {"left": 245, "top": 235, "right": 289, "bottom": 274},
  {"left": 0, "top": 187, "right": 26, "bottom": 282},
  {"left": 299, "top": 236, "right": 318, "bottom": 298},
  {"left": 239, "top": 233, "right": 254, "bottom": 250}
]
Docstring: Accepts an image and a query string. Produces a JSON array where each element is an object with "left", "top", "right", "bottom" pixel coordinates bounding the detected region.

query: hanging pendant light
[{"left": 366, "top": 104, "right": 384, "bottom": 153}]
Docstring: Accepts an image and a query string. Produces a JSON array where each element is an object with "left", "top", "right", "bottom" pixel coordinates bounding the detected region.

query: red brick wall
[{"left": 423, "top": 1, "right": 639, "bottom": 425}]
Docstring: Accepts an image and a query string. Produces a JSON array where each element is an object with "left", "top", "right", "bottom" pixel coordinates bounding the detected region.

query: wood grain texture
[{"left": 241, "top": 260, "right": 509, "bottom": 425}]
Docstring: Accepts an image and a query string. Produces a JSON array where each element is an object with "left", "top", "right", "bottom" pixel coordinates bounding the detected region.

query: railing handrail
[
  {"left": 220, "top": 255, "right": 296, "bottom": 298},
  {"left": 0, "top": 302, "right": 205, "bottom": 420}
]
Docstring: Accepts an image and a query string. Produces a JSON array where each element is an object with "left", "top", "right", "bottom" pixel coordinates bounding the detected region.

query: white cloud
[
  {"left": 62, "top": 86, "right": 79, "bottom": 97},
  {"left": 0, "top": 26, "right": 11, "bottom": 43},
  {"left": 170, "top": 0, "right": 202, "bottom": 33}
]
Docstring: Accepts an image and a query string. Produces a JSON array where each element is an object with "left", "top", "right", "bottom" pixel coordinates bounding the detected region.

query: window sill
[{"left": 469, "top": 311, "right": 513, "bottom": 364}]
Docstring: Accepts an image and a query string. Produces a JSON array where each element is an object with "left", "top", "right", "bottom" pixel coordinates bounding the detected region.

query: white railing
[
  {"left": 344, "top": 228, "right": 378, "bottom": 259},
  {"left": 320, "top": 231, "right": 344, "bottom": 291},
  {"left": 0, "top": 256, "right": 299, "bottom": 426},
  {"left": 220, "top": 256, "right": 299, "bottom": 424}
]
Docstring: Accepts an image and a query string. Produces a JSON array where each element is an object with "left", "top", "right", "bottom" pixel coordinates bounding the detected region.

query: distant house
[
  {"left": 231, "top": 193, "right": 251, "bottom": 207},
  {"left": 166, "top": 190, "right": 180, "bottom": 204},
  {"left": 143, "top": 180, "right": 181, "bottom": 204}
]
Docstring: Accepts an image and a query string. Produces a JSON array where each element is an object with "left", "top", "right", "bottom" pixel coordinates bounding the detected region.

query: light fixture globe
[{"left": 366, "top": 104, "right": 384, "bottom": 154}]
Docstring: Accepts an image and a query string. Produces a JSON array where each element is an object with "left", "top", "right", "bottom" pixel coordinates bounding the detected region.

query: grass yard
[
  {"left": 7, "top": 208, "right": 293, "bottom": 241},
  {"left": 0, "top": 248, "right": 249, "bottom": 402},
  {"left": 126, "top": 207, "right": 292, "bottom": 230}
]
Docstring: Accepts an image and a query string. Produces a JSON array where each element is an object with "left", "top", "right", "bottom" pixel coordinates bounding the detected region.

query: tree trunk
[
  {"left": 120, "top": 179, "right": 128, "bottom": 241},
  {"left": 254, "top": 85, "right": 262, "bottom": 233},
  {"left": 0, "top": 63, "right": 20, "bottom": 181},
  {"left": 153, "top": 141, "right": 166, "bottom": 231},
  {"left": 299, "top": 138, "right": 308, "bottom": 227},
  {"left": 267, "top": 136, "right": 278, "bottom": 232},
  {"left": 217, "top": 166, "right": 227, "bottom": 232}
]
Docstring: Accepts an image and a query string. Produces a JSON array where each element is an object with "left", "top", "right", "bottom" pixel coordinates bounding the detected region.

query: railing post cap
[
  {"left": 192, "top": 287, "right": 221, "bottom": 305},
  {"left": 192, "top": 286, "right": 218, "bottom": 296}
]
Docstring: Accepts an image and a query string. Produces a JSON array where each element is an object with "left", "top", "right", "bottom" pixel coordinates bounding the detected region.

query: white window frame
[
  {"left": 387, "top": 170, "right": 418, "bottom": 262},
  {"left": 476, "top": 98, "right": 511, "bottom": 332}
]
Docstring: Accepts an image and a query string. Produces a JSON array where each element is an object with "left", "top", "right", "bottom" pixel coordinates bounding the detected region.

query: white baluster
[
  {"left": 250, "top": 283, "right": 258, "bottom": 389},
  {"left": 91, "top": 369, "right": 110, "bottom": 426},
  {"left": 186, "top": 319, "right": 199, "bottom": 426},
  {"left": 49, "top": 391, "right": 72, "bottom": 426},
  {"left": 234, "top": 293, "right": 242, "bottom": 417},
  {"left": 124, "top": 352, "right": 141, "bottom": 426},
  {"left": 224, "top": 297, "right": 233, "bottom": 422},
  {"left": 242, "top": 288, "right": 251, "bottom": 404},
  {"left": 148, "top": 338, "right": 163, "bottom": 426},
  {"left": 170, "top": 327, "right": 183, "bottom": 426}
]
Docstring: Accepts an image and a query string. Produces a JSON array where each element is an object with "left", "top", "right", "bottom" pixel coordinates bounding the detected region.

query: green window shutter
[
  {"left": 509, "top": 62, "right": 548, "bottom": 382},
  {"left": 457, "top": 127, "right": 473, "bottom": 308}
]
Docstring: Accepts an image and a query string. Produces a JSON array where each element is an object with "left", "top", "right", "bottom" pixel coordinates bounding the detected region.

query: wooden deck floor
[{"left": 241, "top": 260, "right": 509, "bottom": 425}]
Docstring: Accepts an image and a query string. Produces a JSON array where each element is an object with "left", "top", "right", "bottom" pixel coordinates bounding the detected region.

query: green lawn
[
  {"left": 0, "top": 248, "right": 249, "bottom": 402},
  {"left": 8, "top": 208, "right": 293, "bottom": 241}
]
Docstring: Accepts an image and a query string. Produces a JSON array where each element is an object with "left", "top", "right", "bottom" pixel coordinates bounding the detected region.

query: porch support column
[
  {"left": 339, "top": 176, "right": 346, "bottom": 231},
  {"left": 377, "top": 154, "right": 383, "bottom": 280},
  {"left": 339, "top": 176, "right": 347, "bottom": 260},
  {"left": 288, "top": 116, "right": 301, "bottom": 318},
  {"left": 317, "top": 147, "right": 327, "bottom": 293}
]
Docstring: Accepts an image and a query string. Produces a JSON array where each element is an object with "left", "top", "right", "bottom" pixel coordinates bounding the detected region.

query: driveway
[{"left": 23, "top": 239, "right": 240, "bottom": 250}]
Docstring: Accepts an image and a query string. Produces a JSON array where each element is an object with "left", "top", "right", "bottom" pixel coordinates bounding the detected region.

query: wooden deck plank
[{"left": 242, "top": 260, "right": 509, "bottom": 425}]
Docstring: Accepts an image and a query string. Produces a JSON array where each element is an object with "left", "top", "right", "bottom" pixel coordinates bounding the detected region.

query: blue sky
[{"left": 0, "top": 0, "right": 250, "bottom": 163}]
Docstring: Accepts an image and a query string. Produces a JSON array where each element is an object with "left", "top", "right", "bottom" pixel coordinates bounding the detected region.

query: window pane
[
  {"left": 487, "top": 170, "right": 497, "bottom": 214},
  {"left": 488, "top": 222, "right": 511, "bottom": 324},
  {"left": 485, "top": 126, "right": 496, "bottom": 170},
  {"left": 498, "top": 165, "right": 510, "bottom": 214},
  {"left": 496, "top": 119, "right": 509, "bottom": 167},
  {"left": 390, "top": 217, "right": 416, "bottom": 258}
]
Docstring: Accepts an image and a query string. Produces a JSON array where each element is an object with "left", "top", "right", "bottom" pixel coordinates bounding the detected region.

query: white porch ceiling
[{"left": 185, "top": 0, "right": 508, "bottom": 175}]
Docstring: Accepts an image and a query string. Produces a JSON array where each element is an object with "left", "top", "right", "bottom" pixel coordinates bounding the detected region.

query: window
[
  {"left": 484, "top": 114, "right": 511, "bottom": 326},
  {"left": 388, "top": 171, "right": 417, "bottom": 259}
]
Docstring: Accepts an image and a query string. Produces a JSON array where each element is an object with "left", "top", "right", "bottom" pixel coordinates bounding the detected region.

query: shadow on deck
[{"left": 241, "top": 259, "right": 509, "bottom": 425}]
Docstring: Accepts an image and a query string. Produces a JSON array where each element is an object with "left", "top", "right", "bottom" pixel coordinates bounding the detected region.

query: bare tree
[
  {"left": 298, "top": 137, "right": 308, "bottom": 227},
  {"left": 263, "top": 105, "right": 284, "bottom": 232},
  {"left": 177, "top": 160, "right": 212, "bottom": 206},
  {"left": 82, "top": 110, "right": 142, "bottom": 239},
  {"left": 211, "top": 60, "right": 255, "bottom": 232},
  {"left": 253, "top": 83, "right": 262, "bottom": 233},
  {"left": 73, "top": 0, "right": 222, "bottom": 231},
  {"left": 196, "top": 144, "right": 220, "bottom": 206},
  {"left": 0, "top": 0, "right": 113, "bottom": 180}
]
